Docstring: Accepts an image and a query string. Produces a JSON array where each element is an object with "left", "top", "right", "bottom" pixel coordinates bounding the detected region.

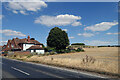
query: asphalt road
[{"left": 0, "top": 57, "right": 109, "bottom": 80}]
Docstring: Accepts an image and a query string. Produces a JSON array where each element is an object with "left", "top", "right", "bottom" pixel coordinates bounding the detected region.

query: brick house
[{"left": 2, "top": 36, "right": 44, "bottom": 54}]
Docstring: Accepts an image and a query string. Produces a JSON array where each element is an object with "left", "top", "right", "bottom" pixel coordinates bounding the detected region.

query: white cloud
[
  {"left": 106, "top": 32, "right": 120, "bottom": 35},
  {"left": 0, "top": 15, "right": 3, "bottom": 20},
  {"left": 0, "top": 29, "right": 26, "bottom": 37},
  {"left": 84, "top": 40, "right": 118, "bottom": 46},
  {"left": 6, "top": 1, "right": 47, "bottom": 15},
  {"left": 0, "top": 15, "right": 2, "bottom": 20},
  {"left": 0, "top": 15, "right": 3, "bottom": 26},
  {"left": 19, "top": 10, "right": 27, "bottom": 15},
  {"left": 78, "top": 33, "right": 94, "bottom": 37},
  {"left": 34, "top": 14, "right": 82, "bottom": 26},
  {"left": 45, "top": 0, "right": 57, "bottom": 1},
  {"left": 2, "top": 0, "right": 47, "bottom": 2},
  {"left": 72, "top": 22, "right": 82, "bottom": 26},
  {"left": 69, "top": 36, "right": 75, "bottom": 39},
  {"left": 12, "top": 10, "right": 18, "bottom": 14},
  {"left": 62, "top": 29, "right": 67, "bottom": 32},
  {"left": 84, "top": 21, "right": 118, "bottom": 31}
]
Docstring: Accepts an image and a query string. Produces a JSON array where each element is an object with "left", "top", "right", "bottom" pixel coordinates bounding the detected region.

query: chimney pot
[{"left": 27, "top": 36, "right": 30, "bottom": 42}]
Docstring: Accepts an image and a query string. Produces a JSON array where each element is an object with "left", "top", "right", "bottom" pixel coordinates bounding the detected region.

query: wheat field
[{"left": 12, "top": 47, "right": 119, "bottom": 75}]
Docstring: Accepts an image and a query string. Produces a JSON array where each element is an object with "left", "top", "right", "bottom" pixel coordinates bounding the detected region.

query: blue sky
[{"left": 1, "top": 2, "right": 119, "bottom": 46}]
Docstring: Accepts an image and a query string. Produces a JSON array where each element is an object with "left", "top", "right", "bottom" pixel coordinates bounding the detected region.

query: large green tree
[{"left": 47, "top": 27, "right": 69, "bottom": 50}]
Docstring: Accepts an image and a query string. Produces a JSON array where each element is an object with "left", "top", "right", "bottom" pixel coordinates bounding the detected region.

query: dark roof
[
  {"left": 12, "top": 38, "right": 43, "bottom": 49},
  {"left": 27, "top": 46, "right": 44, "bottom": 50},
  {"left": 13, "top": 38, "right": 43, "bottom": 45}
]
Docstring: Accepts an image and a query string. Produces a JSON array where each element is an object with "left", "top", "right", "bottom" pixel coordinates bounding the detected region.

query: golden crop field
[{"left": 11, "top": 47, "right": 119, "bottom": 75}]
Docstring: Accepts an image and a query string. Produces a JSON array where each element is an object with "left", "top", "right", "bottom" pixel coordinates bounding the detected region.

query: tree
[
  {"left": 30, "top": 38, "right": 35, "bottom": 40},
  {"left": 47, "top": 27, "right": 69, "bottom": 50},
  {"left": 71, "top": 43, "right": 85, "bottom": 45}
]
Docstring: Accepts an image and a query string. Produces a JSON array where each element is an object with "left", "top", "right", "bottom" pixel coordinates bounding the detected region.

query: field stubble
[{"left": 10, "top": 47, "right": 119, "bottom": 75}]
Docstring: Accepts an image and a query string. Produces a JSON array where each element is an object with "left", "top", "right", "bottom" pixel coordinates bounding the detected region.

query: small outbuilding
[{"left": 27, "top": 45, "right": 44, "bottom": 54}]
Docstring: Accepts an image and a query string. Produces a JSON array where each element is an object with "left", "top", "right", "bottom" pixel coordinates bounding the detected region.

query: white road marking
[
  {"left": 30, "top": 62, "right": 107, "bottom": 78},
  {"left": 35, "top": 69, "right": 64, "bottom": 78},
  {"left": 11, "top": 67, "right": 30, "bottom": 76}
]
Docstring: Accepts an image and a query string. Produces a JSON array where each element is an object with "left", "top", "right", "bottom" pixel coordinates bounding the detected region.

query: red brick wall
[{"left": 14, "top": 51, "right": 30, "bottom": 56}]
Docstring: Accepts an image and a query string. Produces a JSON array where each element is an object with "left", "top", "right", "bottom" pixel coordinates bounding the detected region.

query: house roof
[
  {"left": 12, "top": 37, "right": 43, "bottom": 49},
  {"left": 2, "top": 36, "right": 43, "bottom": 51},
  {"left": 12, "top": 37, "right": 43, "bottom": 45},
  {"left": 27, "top": 45, "right": 44, "bottom": 50}
]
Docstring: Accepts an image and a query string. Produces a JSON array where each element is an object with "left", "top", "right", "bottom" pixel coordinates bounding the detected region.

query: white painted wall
[
  {"left": 36, "top": 50, "right": 44, "bottom": 54},
  {"left": 31, "top": 50, "right": 34, "bottom": 53},
  {"left": 23, "top": 44, "right": 34, "bottom": 51},
  {"left": 30, "top": 50, "right": 44, "bottom": 54}
]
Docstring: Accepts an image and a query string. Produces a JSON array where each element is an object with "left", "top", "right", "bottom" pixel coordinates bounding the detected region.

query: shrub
[
  {"left": 82, "top": 55, "right": 96, "bottom": 64},
  {"left": 43, "top": 51, "right": 56, "bottom": 55},
  {"left": 71, "top": 50, "right": 76, "bottom": 53},
  {"left": 49, "top": 51, "right": 56, "bottom": 55},
  {"left": 27, "top": 54, "right": 33, "bottom": 58},
  {"left": 56, "top": 49, "right": 65, "bottom": 53},
  {"left": 4, "top": 51, "right": 8, "bottom": 56},
  {"left": 60, "top": 49, "right": 71, "bottom": 53},
  {"left": 46, "top": 47, "right": 57, "bottom": 53},
  {"left": 81, "top": 49, "right": 85, "bottom": 52},
  {"left": 32, "top": 52, "right": 38, "bottom": 55},
  {"left": 44, "top": 48, "right": 48, "bottom": 52},
  {"left": 76, "top": 48, "right": 84, "bottom": 52},
  {"left": 64, "top": 49, "right": 71, "bottom": 53},
  {"left": 44, "top": 52, "right": 50, "bottom": 56},
  {"left": 4, "top": 51, "right": 8, "bottom": 54}
]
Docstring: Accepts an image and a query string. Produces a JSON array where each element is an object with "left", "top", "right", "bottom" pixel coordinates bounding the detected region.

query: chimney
[
  {"left": 27, "top": 35, "right": 30, "bottom": 42},
  {"left": 16, "top": 37, "right": 19, "bottom": 39}
]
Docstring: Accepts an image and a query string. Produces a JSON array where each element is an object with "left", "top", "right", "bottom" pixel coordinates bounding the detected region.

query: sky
[{"left": 0, "top": 1, "right": 119, "bottom": 46}]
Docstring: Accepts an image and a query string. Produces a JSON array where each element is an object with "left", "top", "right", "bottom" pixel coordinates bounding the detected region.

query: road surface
[{"left": 0, "top": 57, "right": 108, "bottom": 79}]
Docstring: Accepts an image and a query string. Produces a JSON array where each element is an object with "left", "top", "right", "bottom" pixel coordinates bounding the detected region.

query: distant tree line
[
  {"left": 71, "top": 43, "right": 85, "bottom": 45},
  {"left": 98, "top": 45, "right": 120, "bottom": 47}
]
